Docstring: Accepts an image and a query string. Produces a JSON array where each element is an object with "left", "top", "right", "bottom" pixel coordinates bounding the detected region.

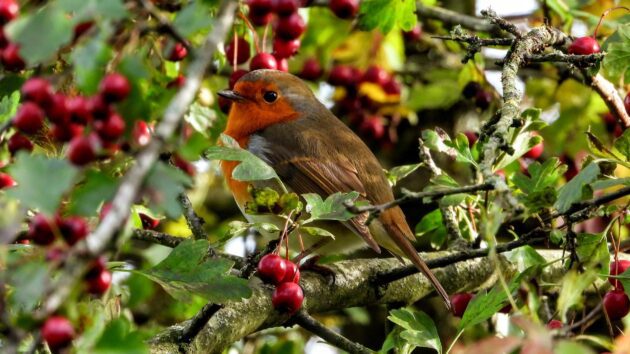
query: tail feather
[{"left": 380, "top": 209, "right": 451, "bottom": 310}]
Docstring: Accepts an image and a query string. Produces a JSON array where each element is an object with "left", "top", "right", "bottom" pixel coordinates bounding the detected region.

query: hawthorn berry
[
  {"left": 229, "top": 69, "right": 249, "bottom": 89},
  {"left": 167, "top": 42, "right": 188, "bottom": 62},
  {"left": 46, "top": 94, "right": 70, "bottom": 125},
  {"left": 382, "top": 78, "right": 401, "bottom": 95},
  {"left": 132, "top": 120, "right": 151, "bottom": 147},
  {"left": 275, "top": 56, "right": 289, "bottom": 72},
  {"left": 359, "top": 116, "right": 385, "bottom": 140},
  {"left": 1, "top": 43, "right": 24, "bottom": 71},
  {"left": 94, "top": 113, "right": 126, "bottom": 141},
  {"left": 624, "top": 92, "right": 630, "bottom": 115},
  {"left": 474, "top": 89, "right": 492, "bottom": 110},
  {"left": 272, "top": 282, "right": 304, "bottom": 313},
  {"left": 524, "top": 136, "right": 544, "bottom": 159},
  {"left": 248, "top": 0, "right": 274, "bottom": 16},
  {"left": 50, "top": 123, "right": 83, "bottom": 142},
  {"left": 361, "top": 65, "right": 390, "bottom": 86},
  {"left": 86, "top": 269, "right": 112, "bottom": 295},
  {"left": 171, "top": 154, "right": 196, "bottom": 176},
  {"left": 99, "top": 73, "right": 131, "bottom": 103},
  {"left": 275, "top": 0, "right": 299, "bottom": 16},
  {"left": 546, "top": 319, "right": 563, "bottom": 329},
  {"left": 0, "top": 0, "right": 18, "bottom": 25},
  {"left": 250, "top": 53, "right": 278, "bottom": 70},
  {"left": 403, "top": 24, "right": 422, "bottom": 42},
  {"left": 281, "top": 259, "right": 300, "bottom": 283},
  {"left": 249, "top": 11, "right": 273, "bottom": 26},
  {"left": 73, "top": 21, "right": 94, "bottom": 40},
  {"left": 57, "top": 216, "right": 89, "bottom": 246},
  {"left": 0, "top": 172, "right": 16, "bottom": 189},
  {"left": 28, "top": 214, "right": 55, "bottom": 246},
  {"left": 21, "top": 77, "right": 53, "bottom": 107},
  {"left": 299, "top": 58, "right": 322, "bottom": 81},
  {"left": 225, "top": 37, "right": 251, "bottom": 65},
  {"left": 328, "top": 65, "right": 357, "bottom": 87},
  {"left": 67, "top": 134, "right": 100, "bottom": 166},
  {"left": 67, "top": 96, "right": 92, "bottom": 124},
  {"left": 273, "top": 38, "right": 301, "bottom": 59},
  {"left": 603, "top": 290, "right": 630, "bottom": 320},
  {"left": 88, "top": 95, "right": 112, "bottom": 121},
  {"left": 167, "top": 75, "right": 185, "bottom": 89},
  {"left": 609, "top": 260, "right": 630, "bottom": 290},
  {"left": 450, "top": 292, "right": 474, "bottom": 317},
  {"left": 7, "top": 132, "right": 33, "bottom": 155},
  {"left": 276, "top": 13, "right": 306, "bottom": 40},
  {"left": 13, "top": 102, "right": 45, "bottom": 134},
  {"left": 257, "top": 254, "right": 287, "bottom": 284},
  {"left": 139, "top": 213, "right": 160, "bottom": 230},
  {"left": 329, "top": 0, "right": 359, "bottom": 19},
  {"left": 568, "top": 36, "right": 600, "bottom": 55},
  {"left": 463, "top": 131, "right": 478, "bottom": 147},
  {"left": 41, "top": 316, "right": 75, "bottom": 351},
  {"left": 0, "top": 27, "right": 7, "bottom": 49}
]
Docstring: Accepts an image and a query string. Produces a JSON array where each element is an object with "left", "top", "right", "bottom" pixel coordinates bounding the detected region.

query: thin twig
[
  {"left": 416, "top": 3, "right": 500, "bottom": 33},
  {"left": 178, "top": 193, "right": 206, "bottom": 240},
  {"left": 137, "top": 0, "right": 193, "bottom": 53},
  {"left": 132, "top": 229, "right": 184, "bottom": 248},
  {"left": 293, "top": 311, "right": 374, "bottom": 354},
  {"left": 481, "top": 9, "right": 524, "bottom": 37}
]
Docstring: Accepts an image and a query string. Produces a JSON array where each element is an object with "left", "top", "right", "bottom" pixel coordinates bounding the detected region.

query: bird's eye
[{"left": 263, "top": 91, "right": 278, "bottom": 103}]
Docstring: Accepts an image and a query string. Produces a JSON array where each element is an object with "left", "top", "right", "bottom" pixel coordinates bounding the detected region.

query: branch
[
  {"left": 292, "top": 311, "right": 374, "bottom": 354},
  {"left": 137, "top": 0, "right": 193, "bottom": 53},
  {"left": 416, "top": 3, "right": 500, "bottom": 33},
  {"left": 178, "top": 193, "right": 206, "bottom": 240},
  {"left": 582, "top": 71, "right": 630, "bottom": 129},
  {"left": 132, "top": 229, "right": 183, "bottom": 248}
]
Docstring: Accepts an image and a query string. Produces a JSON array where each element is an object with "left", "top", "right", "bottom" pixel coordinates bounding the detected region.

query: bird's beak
[{"left": 217, "top": 90, "right": 246, "bottom": 102}]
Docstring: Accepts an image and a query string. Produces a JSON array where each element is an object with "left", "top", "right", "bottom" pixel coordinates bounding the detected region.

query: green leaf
[
  {"left": 145, "top": 162, "right": 192, "bottom": 219},
  {"left": 576, "top": 233, "right": 609, "bottom": 274},
  {"left": 58, "top": 0, "right": 129, "bottom": 21},
  {"left": 8, "top": 261, "right": 48, "bottom": 312},
  {"left": 0, "top": 91, "right": 20, "bottom": 124},
  {"left": 173, "top": 2, "right": 214, "bottom": 37},
  {"left": 7, "top": 153, "right": 79, "bottom": 215},
  {"left": 358, "top": 0, "right": 417, "bottom": 33},
  {"left": 512, "top": 158, "right": 566, "bottom": 212},
  {"left": 444, "top": 133, "right": 478, "bottom": 167},
  {"left": 557, "top": 269, "right": 597, "bottom": 322},
  {"left": 386, "top": 163, "right": 422, "bottom": 187},
  {"left": 415, "top": 209, "right": 446, "bottom": 248},
  {"left": 93, "top": 318, "right": 148, "bottom": 354},
  {"left": 553, "top": 340, "right": 597, "bottom": 354},
  {"left": 136, "top": 239, "right": 252, "bottom": 303},
  {"left": 613, "top": 128, "right": 630, "bottom": 160},
  {"left": 116, "top": 52, "right": 152, "bottom": 120},
  {"left": 185, "top": 103, "right": 218, "bottom": 136},
  {"left": 506, "top": 245, "right": 546, "bottom": 272},
  {"left": 618, "top": 268, "right": 630, "bottom": 299},
  {"left": 302, "top": 191, "right": 360, "bottom": 223},
  {"left": 301, "top": 226, "right": 335, "bottom": 239},
  {"left": 388, "top": 308, "right": 441, "bottom": 354},
  {"left": 69, "top": 170, "right": 118, "bottom": 216},
  {"left": 603, "top": 23, "right": 630, "bottom": 83},
  {"left": 71, "top": 31, "right": 113, "bottom": 94},
  {"left": 585, "top": 131, "right": 616, "bottom": 159},
  {"left": 408, "top": 81, "right": 460, "bottom": 111},
  {"left": 554, "top": 163, "right": 600, "bottom": 213},
  {"left": 204, "top": 134, "right": 280, "bottom": 183},
  {"left": 5, "top": 4, "right": 73, "bottom": 66}
]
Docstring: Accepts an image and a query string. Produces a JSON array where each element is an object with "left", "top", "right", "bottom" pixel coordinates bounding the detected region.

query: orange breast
[{"left": 220, "top": 135, "right": 252, "bottom": 208}]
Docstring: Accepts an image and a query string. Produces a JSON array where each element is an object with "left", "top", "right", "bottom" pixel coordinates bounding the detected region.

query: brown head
[{"left": 219, "top": 70, "right": 322, "bottom": 142}]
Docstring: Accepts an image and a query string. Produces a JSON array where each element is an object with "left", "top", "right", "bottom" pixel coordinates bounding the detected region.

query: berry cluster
[
  {"left": 257, "top": 254, "right": 304, "bottom": 314},
  {"left": 604, "top": 260, "right": 630, "bottom": 320},
  {"left": 0, "top": 0, "right": 25, "bottom": 72}
]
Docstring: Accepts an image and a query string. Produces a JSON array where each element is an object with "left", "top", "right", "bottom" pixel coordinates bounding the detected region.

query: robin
[{"left": 218, "top": 69, "right": 450, "bottom": 308}]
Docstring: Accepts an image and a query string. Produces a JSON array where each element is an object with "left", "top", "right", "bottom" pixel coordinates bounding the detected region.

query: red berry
[
  {"left": 1, "top": 43, "right": 24, "bottom": 71},
  {"left": 99, "top": 73, "right": 131, "bottom": 103},
  {"left": 359, "top": 116, "right": 385, "bottom": 140},
  {"left": 624, "top": 92, "right": 630, "bottom": 115},
  {"left": 275, "top": 0, "right": 299, "bottom": 16},
  {"left": 474, "top": 89, "right": 492, "bottom": 110},
  {"left": 250, "top": 53, "right": 278, "bottom": 70},
  {"left": 272, "top": 282, "right": 304, "bottom": 313},
  {"left": 609, "top": 260, "right": 630, "bottom": 290},
  {"left": 0, "top": 172, "right": 16, "bottom": 189},
  {"left": 67, "top": 134, "right": 100, "bottom": 166},
  {"left": 88, "top": 95, "right": 112, "bottom": 121},
  {"left": 7, "top": 132, "right": 33, "bottom": 155},
  {"left": 281, "top": 259, "right": 300, "bottom": 283},
  {"left": 167, "top": 42, "right": 188, "bottom": 62},
  {"left": 86, "top": 269, "right": 112, "bottom": 295},
  {"left": 249, "top": 11, "right": 273, "bottom": 26},
  {"left": 0, "top": 27, "right": 7, "bottom": 49},
  {"left": 450, "top": 292, "right": 474, "bottom": 317},
  {"left": 94, "top": 113, "right": 125, "bottom": 141},
  {"left": 329, "top": 0, "right": 358, "bottom": 19},
  {"left": 14, "top": 102, "right": 45, "bottom": 134},
  {"left": 275, "top": 56, "right": 289, "bottom": 72},
  {"left": 171, "top": 154, "right": 196, "bottom": 176},
  {"left": 568, "top": 36, "right": 600, "bottom": 55},
  {"left": 167, "top": 74, "right": 185, "bottom": 89},
  {"left": 229, "top": 69, "right": 249, "bottom": 89},
  {"left": 132, "top": 120, "right": 151, "bottom": 147},
  {"left": 50, "top": 123, "right": 83, "bottom": 142},
  {"left": 139, "top": 213, "right": 160, "bottom": 230},
  {"left": 67, "top": 96, "right": 92, "bottom": 124},
  {"left": 248, "top": 0, "right": 274, "bottom": 16},
  {"left": 463, "top": 131, "right": 478, "bottom": 147},
  {"left": 403, "top": 24, "right": 422, "bottom": 42},
  {"left": 546, "top": 319, "right": 563, "bottom": 329},
  {"left": 328, "top": 65, "right": 357, "bottom": 87},
  {"left": 276, "top": 13, "right": 306, "bottom": 40},
  {"left": 0, "top": 0, "right": 18, "bottom": 25},
  {"left": 524, "top": 137, "right": 544, "bottom": 159},
  {"left": 382, "top": 78, "right": 401, "bottom": 95},
  {"left": 73, "top": 21, "right": 94, "bottom": 40},
  {"left": 257, "top": 254, "right": 287, "bottom": 284},
  {"left": 21, "top": 77, "right": 53, "bottom": 107},
  {"left": 46, "top": 94, "right": 70, "bottom": 125},
  {"left": 225, "top": 37, "right": 251, "bottom": 65},
  {"left": 603, "top": 290, "right": 630, "bottom": 320},
  {"left": 28, "top": 214, "right": 55, "bottom": 246},
  {"left": 41, "top": 316, "right": 75, "bottom": 351},
  {"left": 273, "top": 38, "right": 301, "bottom": 59},
  {"left": 361, "top": 66, "right": 390, "bottom": 86},
  {"left": 462, "top": 81, "right": 482, "bottom": 99},
  {"left": 299, "top": 58, "right": 322, "bottom": 81},
  {"left": 56, "top": 216, "right": 89, "bottom": 246}
]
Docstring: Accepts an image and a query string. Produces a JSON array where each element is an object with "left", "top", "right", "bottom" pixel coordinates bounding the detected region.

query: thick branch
[
  {"left": 583, "top": 71, "right": 630, "bottom": 129},
  {"left": 416, "top": 3, "right": 498, "bottom": 33}
]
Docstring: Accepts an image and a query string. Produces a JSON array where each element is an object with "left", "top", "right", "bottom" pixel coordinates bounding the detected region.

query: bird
[{"left": 217, "top": 69, "right": 450, "bottom": 309}]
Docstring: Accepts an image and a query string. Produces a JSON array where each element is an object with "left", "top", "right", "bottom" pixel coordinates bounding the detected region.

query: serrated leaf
[
  {"left": 93, "top": 319, "right": 148, "bottom": 354},
  {"left": 358, "top": 0, "right": 417, "bottom": 33},
  {"left": 585, "top": 131, "right": 616, "bottom": 159},
  {"left": 302, "top": 191, "right": 360, "bottom": 223},
  {"left": 173, "top": 2, "right": 214, "bottom": 37},
  {"left": 301, "top": 226, "right": 335, "bottom": 239},
  {"left": 0, "top": 91, "right": 20, "bottom": 124},
  {"left": 136, "top": 239, "right": 251, "bottom": 303},
  {"left": 557, "top": 269, "right": 597, "bottom": 322},
  {"left": 415, "top": 209, "right": 446, "bottom": 248},
  {"left": 603, "top": 23, "right": 630, "bottom": 83},
  {"left": 512, "top": 158, "right": 566, "bottom": 212},
  {"left": 185, "top": 103, "right": 218, "bottom": 137},
  {"left": 145, "top": 162, "right": 192, "bottom": 219},
  {"left": 387, "top": 163, "right": 422, "bottom": 187},
  {"left": 205, "top": 134, "right": 280, "bottom": 183},
  {"left": 69, "top": 170, "right": 118, "bottom": 216},
  {"left": 444, "top": 133, "right": 478, "bottom": 167},
  {"left": 388, "top": 308, "right": 441, "bottom": 354},
  {"left": 554, "top": 163, "right": 600, "bottom": 213},
  {"left": 5, "top": 4, "right": 73, "bottom": 66},
  {"left": 71, "top": 29, "right": 113, "bottom": 94},
  {"left": 576, "top": 233, "right": 609, "bottom": 274},
  {"left": 613, "top": 128, "right": 630, "bottom": 160},
  {"left": 7, "top": 153, "right": 79, "bottom": 215}
]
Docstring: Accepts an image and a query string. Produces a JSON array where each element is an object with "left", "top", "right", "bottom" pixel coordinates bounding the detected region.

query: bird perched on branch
[{"left": 218, "top": 69, "right": 450, "bottom": 309}]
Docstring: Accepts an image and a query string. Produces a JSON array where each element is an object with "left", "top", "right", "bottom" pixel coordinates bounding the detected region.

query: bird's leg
[{"left": 292, "top": 238, "right": 336, "bottom": 285}]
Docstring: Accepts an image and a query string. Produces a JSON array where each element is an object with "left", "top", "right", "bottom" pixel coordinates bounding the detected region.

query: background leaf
[
  {"left": 358, "top": 0, "right": 417, "bottom": 33},
  {"left": 388, "top": 308, "right": 442, "bottom": 354}
]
